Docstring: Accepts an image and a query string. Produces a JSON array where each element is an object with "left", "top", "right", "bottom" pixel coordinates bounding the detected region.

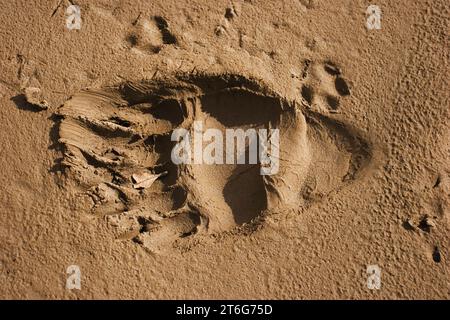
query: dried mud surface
[{"left": 0, "top": 0, "right": 448, "bottom": 299}]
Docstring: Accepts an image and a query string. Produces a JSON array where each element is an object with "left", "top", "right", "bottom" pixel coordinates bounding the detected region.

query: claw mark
[{"left": 51, "top": 0, "right": 64, "bottom": 17}]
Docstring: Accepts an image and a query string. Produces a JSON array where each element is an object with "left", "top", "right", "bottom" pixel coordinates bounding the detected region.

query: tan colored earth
[{"left": 0, "top": 0, "right": 448, "bottom": 299}]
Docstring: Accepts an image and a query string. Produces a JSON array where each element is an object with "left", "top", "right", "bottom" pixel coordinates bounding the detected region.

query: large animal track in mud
[{"left": 56, "top": 71, "right": 372, "bottom": 252}]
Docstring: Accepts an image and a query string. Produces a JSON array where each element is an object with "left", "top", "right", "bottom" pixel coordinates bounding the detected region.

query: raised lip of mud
[
  {"left": 116, "top": 73, "right": 286, "bottom": 106},
  {"left": 55, "top": 72, "right": 375, "bottom": 251}
]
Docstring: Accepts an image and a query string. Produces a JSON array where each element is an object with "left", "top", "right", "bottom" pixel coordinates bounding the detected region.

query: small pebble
[{"left": 24, "top": 87, "right": 49, "bottom": 110}]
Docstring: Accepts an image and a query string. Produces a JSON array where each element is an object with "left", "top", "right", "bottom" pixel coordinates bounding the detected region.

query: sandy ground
[{"left": 0, "top": 0, "right": 448, "bottom": 299}]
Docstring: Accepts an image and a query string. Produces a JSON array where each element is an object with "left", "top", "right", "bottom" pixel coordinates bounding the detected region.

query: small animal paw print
[
  {"left": 126, "top": 15, "right": 177, "bottom": 54},
  {"left": 300, "top": 60, "right": 351, "bottom": 113}
]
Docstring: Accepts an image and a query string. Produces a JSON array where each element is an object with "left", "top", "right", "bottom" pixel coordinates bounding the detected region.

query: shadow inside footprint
[{"left": 223, "top": 164, "right": 267, "bottom": 225}]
